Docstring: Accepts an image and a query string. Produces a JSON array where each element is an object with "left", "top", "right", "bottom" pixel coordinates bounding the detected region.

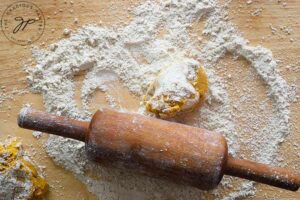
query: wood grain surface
[{"left": 0, "top": 0, "right": 299, "bottom": 199}]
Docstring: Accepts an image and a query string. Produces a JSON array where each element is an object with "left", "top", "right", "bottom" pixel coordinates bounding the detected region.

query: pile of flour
[{"left": 24, "top": 0, "right": 295, "bottom": 199}]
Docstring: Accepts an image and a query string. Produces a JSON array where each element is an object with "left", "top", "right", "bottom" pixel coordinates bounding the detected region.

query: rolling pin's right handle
[
  {"left": 224, "top": 156, "right": 300, "bottom": 191},
  {"left": 18, "top": 107, "right": 88, "bottom": 142}
]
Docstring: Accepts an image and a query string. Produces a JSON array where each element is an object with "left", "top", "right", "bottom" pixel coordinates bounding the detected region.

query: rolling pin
[{"left": 18, "top": 107, "right": 300, "bottom": 191}]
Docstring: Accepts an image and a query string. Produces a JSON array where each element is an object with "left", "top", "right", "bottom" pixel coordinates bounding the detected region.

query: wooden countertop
[{"left": 0, "top": 0, "right": 299, "bottom": 199}]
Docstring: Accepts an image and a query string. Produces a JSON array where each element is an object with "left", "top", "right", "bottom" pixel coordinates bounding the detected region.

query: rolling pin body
[
  {"left": 87, "top": 109, "right": 227, "bottom": 189},
  {"left": 18, "top": 108, "right": 300, "bottom": 191}
]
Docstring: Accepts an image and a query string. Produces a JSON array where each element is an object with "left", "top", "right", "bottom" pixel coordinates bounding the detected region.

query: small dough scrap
[
  {"left": 0, "top": 139, "right": 48, "bottom": 200},
  {"left": 143, "top": 57, "right": 208, "bottom": 118}
]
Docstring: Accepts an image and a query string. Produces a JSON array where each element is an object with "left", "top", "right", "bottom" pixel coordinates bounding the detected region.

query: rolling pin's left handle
[{"left": 18, "top": 107, "right": 88, "bottom": 142}]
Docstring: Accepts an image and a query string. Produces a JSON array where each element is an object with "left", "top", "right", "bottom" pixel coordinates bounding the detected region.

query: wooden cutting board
[{"left": 0, "top": 0, "right": 299, "bottom": 199}]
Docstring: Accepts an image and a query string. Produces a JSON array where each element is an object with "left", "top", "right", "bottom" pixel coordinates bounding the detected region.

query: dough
[
  {"left": 143, "top": 57, "right": 208, "bottom": 118},
  {"left": 0, "top": 139, "right": 48, "bottom": 200}
]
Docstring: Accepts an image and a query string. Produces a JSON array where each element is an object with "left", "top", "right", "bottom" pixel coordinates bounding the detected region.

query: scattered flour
[
  {"left": 32, "top": 131, "right": 43, "bottom": 139},
  {"left": 23, "top": 0, "right": 294, "bottom": 199}
]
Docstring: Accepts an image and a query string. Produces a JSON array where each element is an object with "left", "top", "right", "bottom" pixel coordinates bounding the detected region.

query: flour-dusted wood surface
[{"left": 0, "top": 0, "right": 299, "bottom": 199}]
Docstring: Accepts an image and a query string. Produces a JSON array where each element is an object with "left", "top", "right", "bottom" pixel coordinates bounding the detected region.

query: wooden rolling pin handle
[
  {"left": 225, "top": 156, "right": 300, "bottom": 191},
  {"left": 17, "top": 107, "right": 88, "bottom": 142}
]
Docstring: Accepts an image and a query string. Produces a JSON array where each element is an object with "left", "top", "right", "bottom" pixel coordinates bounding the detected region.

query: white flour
[{"left": 24, "top": 0, "right": 295, "bottom": 199}]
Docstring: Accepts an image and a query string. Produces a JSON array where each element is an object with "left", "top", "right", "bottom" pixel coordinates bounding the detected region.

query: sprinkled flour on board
[{"left": 23, "top": 0, "right": 296, "bottom": 199}]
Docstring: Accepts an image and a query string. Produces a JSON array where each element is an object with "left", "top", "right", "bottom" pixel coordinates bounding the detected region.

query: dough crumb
[{"left": 0, "top": 138, "right": 48, "bottom": 200}]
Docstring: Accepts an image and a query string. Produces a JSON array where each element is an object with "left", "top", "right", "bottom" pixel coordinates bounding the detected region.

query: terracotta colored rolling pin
[{"left": 17, "top": 107, "right": 300, "bottom": 191}]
